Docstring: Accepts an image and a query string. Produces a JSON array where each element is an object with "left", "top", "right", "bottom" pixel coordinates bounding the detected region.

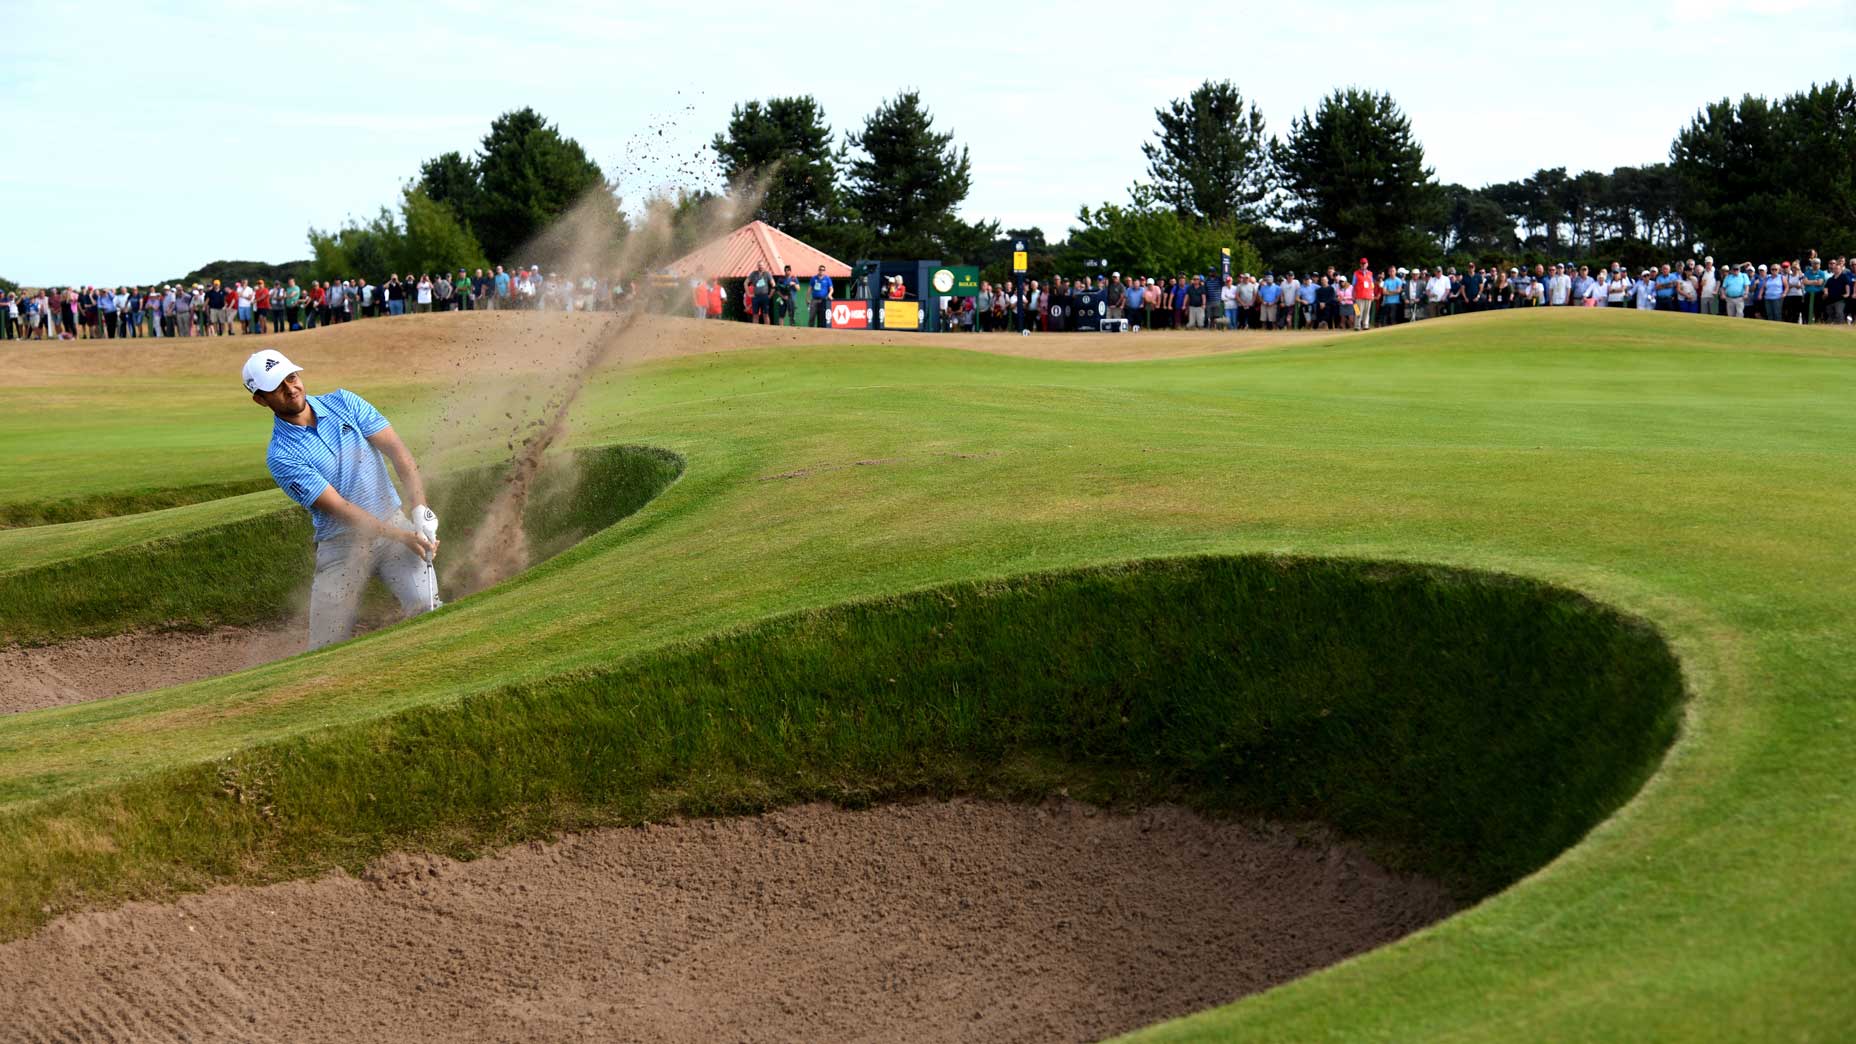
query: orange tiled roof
[{"left": 663, "top": 220, "right": 853, "bottom": 280}]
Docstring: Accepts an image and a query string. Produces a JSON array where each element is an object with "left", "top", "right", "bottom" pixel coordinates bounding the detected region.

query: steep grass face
[
  {"left": 0, "top": 555, "right": 1684, "bottom": 936},
  {"left": 0, "top": 479, "right": 278, "bottom": 529},
  {"left": 0, "top": 444, "right": 683, "bottom": 644}
]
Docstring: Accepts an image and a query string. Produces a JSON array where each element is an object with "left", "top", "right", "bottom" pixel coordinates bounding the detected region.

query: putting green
[{"left": 1, "top": 310, "right": 1853, "bottom": 1040}]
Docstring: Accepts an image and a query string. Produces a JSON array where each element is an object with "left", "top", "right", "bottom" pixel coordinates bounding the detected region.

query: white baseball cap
[{"left": 242, "top": 349, "right": 302, "bottom": 393}]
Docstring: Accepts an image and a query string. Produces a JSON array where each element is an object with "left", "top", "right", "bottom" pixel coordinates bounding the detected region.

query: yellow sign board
[
  {"left": 885, "top": 300, "right": 920, "bottom": 330},
  {"left": 1012, "top": 250, "right": 1028, "bottom": 273}
]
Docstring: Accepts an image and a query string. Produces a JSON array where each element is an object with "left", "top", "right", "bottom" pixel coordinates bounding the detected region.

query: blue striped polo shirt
[{"left": 266, "top": 388, "right": 401, "bottom": 542}]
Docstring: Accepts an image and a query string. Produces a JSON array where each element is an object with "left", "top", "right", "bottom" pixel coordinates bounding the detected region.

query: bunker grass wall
[
  {"left": 0, "top": 445, "right": 684, "bottom": 644},
  {"left": 0, "top": 555, "right": 1685, "bottom": 939},
  {"left": 0, "top": 478, "right": 279, "bottom": 529}
]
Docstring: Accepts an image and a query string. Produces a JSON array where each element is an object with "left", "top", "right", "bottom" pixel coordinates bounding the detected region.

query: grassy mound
[
  {"left": 0, "top": 478, "right": 278, "bottom": 529},
  {"left": 5, "top": 310, "right": 1855, "bottom": 1039},
  {"left": 0, "top": 554, "right": 1682, "bottom": 938}
]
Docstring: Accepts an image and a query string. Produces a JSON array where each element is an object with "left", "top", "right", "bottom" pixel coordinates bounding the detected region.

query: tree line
[
  {"left": 296, "top": 79, "right": 1856, "bottom": 288},
  {"left": 304, "top": 93, "right": 995, "bottom": 284},
  {"left": 1135, "top": 78, "right": 1855, "bottom": 274}
]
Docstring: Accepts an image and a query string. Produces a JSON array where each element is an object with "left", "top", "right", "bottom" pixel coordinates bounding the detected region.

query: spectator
[
  {"left": 776, "top": 265, "right": 797, "bottom": 325},
  {"left": 1632, "top": 270, "right": 1656, "bottom": 310},
  {"left": 1761, "top": 265, "right": 1786, "bottom": 321},
  {"left": 1185, "top": 275, "right": 1207, "bottom": 330},
  {"left": 747, "top": 265, "right": 773, "bottom": 325},
  {"left": 1235, "top": 273, "right": 1259, "bottom": 329},
  {"left": 1676, "top": 267, "right": 1698, "bottom": 313},
  {"left": 1605, "top": 268, "right": 1629, "bottom": 308},
  {"left": 1352, "top": 259, "right": 1375, "bottom": 330},
  {"left": 1721, "top": 264, "right": 1750, "bottom": 319},
  {"left": 809, "top": 265, "right": 833, "bottom": 328},
  {"left": 1381, "top": 268, "right": 1405, "bottom": 325},
  {"left": 1824, "top": 260, "right": 1851, "bottom": 325},
  {"left": 1650, "top": 264, "right": 1675, "bottom": 311},
  {"left": 1548, "top": 265, "right": 1572, "bottom": 307},
  {"left": 1296, "top": 275, "right": 1317, "bottom": 328}
]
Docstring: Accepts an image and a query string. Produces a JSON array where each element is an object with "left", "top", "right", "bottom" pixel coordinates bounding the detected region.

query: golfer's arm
[
  {"left": 309, "top": 485, "right": 398, "bottom": 539},
  {"left": 366, "top": 426, "right": 428, "bottom": 509}
]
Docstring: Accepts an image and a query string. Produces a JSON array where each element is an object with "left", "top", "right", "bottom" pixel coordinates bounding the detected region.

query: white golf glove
[{"left": 412, "top": 505, "right": 439, "bottom": 561}]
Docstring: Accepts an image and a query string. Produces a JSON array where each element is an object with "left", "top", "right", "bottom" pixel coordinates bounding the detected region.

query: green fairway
[{"left": 2, "top": 309, "right": 1854, "bottom": 1040}]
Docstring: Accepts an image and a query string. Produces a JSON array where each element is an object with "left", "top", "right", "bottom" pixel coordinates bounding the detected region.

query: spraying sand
[{"left": 0, "top": 799, "right": 1455, "bottom": 1043}]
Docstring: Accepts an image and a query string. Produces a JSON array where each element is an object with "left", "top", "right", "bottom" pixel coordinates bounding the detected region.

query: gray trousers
[{"left": 309, "top": 510, "right": 437, "bottom": 649}]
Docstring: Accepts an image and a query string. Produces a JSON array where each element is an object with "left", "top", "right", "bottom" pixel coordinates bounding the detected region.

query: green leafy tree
[
  {"left": 712, "top": 96, "right": 844, "bottom": 238},
  {"left": 471, "top": 108, "right": 613, "bottom": 263},
  {"left": 1275, "top": 88, "right": 1442, "bottom": 267},
  {"left": 417, "top": 151, "right": 484, "bottom": 232},
  {"left": 1432, "top": 184, "right": 1518, "bottom": 259},
  {"left": 306, "top": 189, "right": 488, "bottom": 282},
  {"left": 1142, "top": 79, "right": 1272, "bottom": 224},
  {"left": 308, "top": 207, "right": 396, "bottom": 281},
  {"left": 1672, "top": 80, "right": 1856, "bottom": 259},
  {"left": 846, "top": 91, "right": 993, "bottom": 260},
  {"left": 0, "top": 276, "right": 18, "bottom": 293},
  {"left": 396, "top": 188, "right": 490, "bottom": 275},
  {"left": 160, "top": 260, "right": 313, "bottom": 287},
  {"left": 1066, "top": 189, "right": 1263, "bottom": 280}
]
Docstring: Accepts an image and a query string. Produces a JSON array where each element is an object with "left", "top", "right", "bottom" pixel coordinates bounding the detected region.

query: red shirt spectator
[{"left": 1352, "top": 259, "right": 1376, "bottom": 301}]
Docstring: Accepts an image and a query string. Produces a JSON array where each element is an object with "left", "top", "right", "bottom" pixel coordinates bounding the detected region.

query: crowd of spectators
[
  {"left": 949, "top": 252, "right": 1856, "bottom": 333},
  {"left": 0, "top": 265, "right": 630, "bottom": 340},
  {"left": 6, "top": 252, "right": 1851, "bottom": 340}
]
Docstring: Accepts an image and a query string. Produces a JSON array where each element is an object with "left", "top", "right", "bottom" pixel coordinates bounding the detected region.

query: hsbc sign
[{"left": 830, "top": 301, "right": 869, "bottom": 329}]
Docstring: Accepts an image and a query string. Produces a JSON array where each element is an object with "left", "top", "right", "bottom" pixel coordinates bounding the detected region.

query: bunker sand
[
  {"left": 0, "top": 626, "right": 302, "bottom": 716},
  {"left": 0, "top": 799, "right": 1453, "bottom": 1043}
]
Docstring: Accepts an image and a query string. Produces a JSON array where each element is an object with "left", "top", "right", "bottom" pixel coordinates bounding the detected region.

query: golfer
[{"left": 243, "top": 348, "right": 440, "bottom": 649}]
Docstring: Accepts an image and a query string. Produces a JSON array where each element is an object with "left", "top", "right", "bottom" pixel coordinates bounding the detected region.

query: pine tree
[
  {"left": 712, "top": 96, "right": 844, "bottom": 240},
  {"left": 1142, "top": 80, "right": 1271, "bottom": 224},
  {"left": 1275, "top": 89, "right": 1442, "bottom": 266},
  {"left": 846, "top": 91, "right": 988, "bottom": 260},
  {"left": 1672, "top": 80, "right": 1856, "bottom": 259}
]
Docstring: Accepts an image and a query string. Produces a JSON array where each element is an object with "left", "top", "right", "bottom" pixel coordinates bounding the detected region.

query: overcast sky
[{"left": 4, "top": 0, "right": 1848, "bottom": 286}]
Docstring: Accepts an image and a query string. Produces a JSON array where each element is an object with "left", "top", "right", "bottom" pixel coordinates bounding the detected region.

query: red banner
[{"left": 829, "top": 301, "right": 869, "bottom": 329}]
